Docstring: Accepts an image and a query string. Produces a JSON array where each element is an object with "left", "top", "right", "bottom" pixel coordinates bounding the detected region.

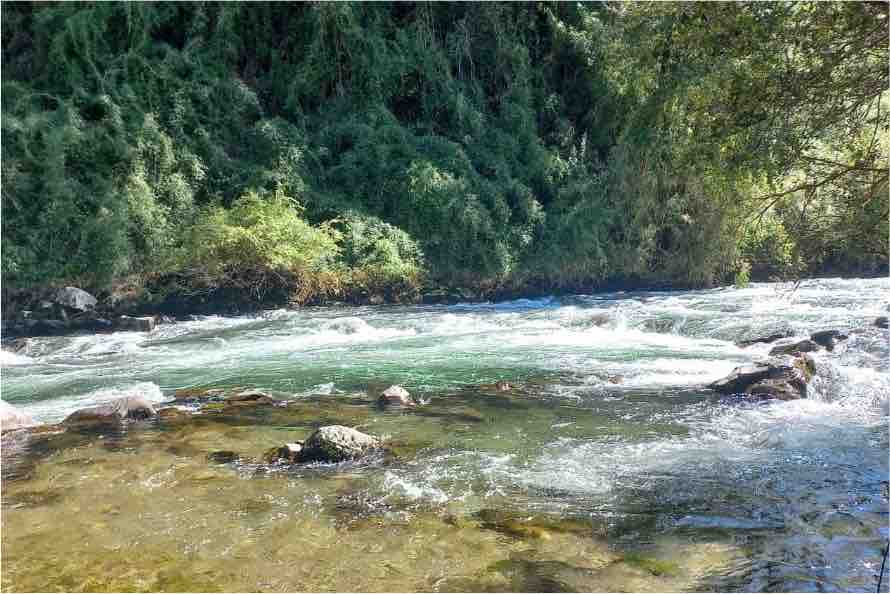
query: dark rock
[
  {"left": 53, "top": 286, "right": 97, "bottom": 312},
  {"left": 115, "top": 315, "right": 157, "bottom": 332},
  {"left": 810, "top": 330, "right": 848, "bottom": 351},
  {"left": 875, "top": 316, "right": 888, "bottom": 329},
  {"left": 62, "top": 396, "right": 156, "bottom": 426},
  {"left": 1, "top": 400, "right": 37, "bottom": 432},
  {"left": 262, "top": 442, "right": 303, "bottom": 464},
  {"left": 768, "top": 339, "right": 820, "bottom": 357},
  {"left": 31, "top": 319, "right": 68, "bottom": 335},
  {"left": 378, "top": 385, "right": 415, "bottom": 407},
  {"left": 709, "top": 355, "right": 812, "bottom": 400},
  {"left": 746, "top": 379, "right": 804, "bottom": 401},
  {"left": 71, "top": 316, "right": 113, "bottom": 333},
  {"left": 297, "top": 425, "right": 381, "bottom": 463},
  {"left": 738, "top": 329, "right": 794, "bottom": 347},
  {"left": 207, "top": 451, "right": 239, "bottom": 464}
]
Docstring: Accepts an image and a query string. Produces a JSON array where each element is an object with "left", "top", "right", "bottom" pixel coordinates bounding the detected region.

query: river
[{"left": 1, "top": 277, "right": 888, "bottom": 592}]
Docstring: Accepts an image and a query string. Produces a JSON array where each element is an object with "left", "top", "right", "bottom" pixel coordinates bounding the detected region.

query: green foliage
[
  {"left": 338, "top": 213, "right": 424, "bottom": 281},
  {"left": 2, "top": 2, "right": 886, "bottom": 299},
  {"left": 179, "top": 189, "right": 340, "bottom": 276}
]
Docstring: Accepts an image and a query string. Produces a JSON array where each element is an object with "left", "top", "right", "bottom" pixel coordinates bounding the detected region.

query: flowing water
[{"left": 1, "top": 278, "right": 888, "bottom": 592}]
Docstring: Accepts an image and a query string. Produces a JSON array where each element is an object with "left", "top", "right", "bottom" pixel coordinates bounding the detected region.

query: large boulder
[
  {"left": 378, "top": 385, "right": 415, "bottom": 407},
  {"left": 810, "top": 330, "right": 848, "bottom": 351},
  {"left": 709, "top": 355, "right": 814, "bottom": 400},
  {"left": 297, "top": 425, "right": 381, "bottom": 463},
  {"left": 53, "top": 286, "right": 97, "bottom": 312},
  {"left": 875, "top": 316, "right": 889, "bottom": 329},
  {"left": 63, "top": 396, "right": 157, "bottom": 426},
  {"left": 1, "top": 400, "right": 37, "bottom": 432},
  {"left": 768, "top": 339, "right": 820, "bottom": 357}
]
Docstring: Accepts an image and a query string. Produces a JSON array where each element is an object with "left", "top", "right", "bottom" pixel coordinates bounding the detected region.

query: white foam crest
[
  {"left": 0, "top": 351, "right": 34, "bottom": 366},
  {"left": 382, "top": 470, "right": 449, "bottom": 504},
  {"left": 17, "top": 381, "right": 166, "bottom": 423}
]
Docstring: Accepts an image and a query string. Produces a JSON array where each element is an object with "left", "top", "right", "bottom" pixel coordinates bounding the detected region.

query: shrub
[{"left": 177, "top": 188, "right": 340, "bottom": 284}]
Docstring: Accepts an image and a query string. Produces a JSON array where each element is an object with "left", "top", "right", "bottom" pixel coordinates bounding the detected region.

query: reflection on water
[{"left": 2, "top": 278, "right": 888, "bottom": 592}]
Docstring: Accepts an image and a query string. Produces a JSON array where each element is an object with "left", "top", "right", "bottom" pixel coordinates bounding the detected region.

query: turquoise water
[{"left": 2, "top": 278, "right": 888, "bottom": 592}]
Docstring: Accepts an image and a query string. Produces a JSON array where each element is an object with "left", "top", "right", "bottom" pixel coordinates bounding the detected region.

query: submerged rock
[
  {"left": 63, "top": 396, "right": 156, "bottom": 426},
  {"left": 207, "top": 451, "right": 239, "bottom": 464},
  {"left": 53, "top": 286, "right": 97, "bottom": 312},
  {"left": 709, "top": 355, "right": 813, "bottom": 400},
  {"left": 768, "top": 338, "right": 820, "bottom": 357},
  {"left": 378, "top": 385, "right": 415, "bottom": 407},
  {"left": 875, "top": 316, "right": 889, "bottom": 329},
  {"left": 810, "top": 329, "right": 848, "bottom": 351},
  {"left": 1, "top": 400, "right": 37, "bottom": 432},
  {"left": 297, "top": 425, "right": 381, "bottom": 463}
]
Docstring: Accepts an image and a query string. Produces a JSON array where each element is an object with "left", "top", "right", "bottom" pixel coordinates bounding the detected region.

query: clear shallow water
[{"left": 2, "top": 277, "right": 888, "bottom": 592}]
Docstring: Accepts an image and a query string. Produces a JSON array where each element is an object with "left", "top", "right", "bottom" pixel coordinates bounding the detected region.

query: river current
[{"left": 1, "top": 277, "right": 888, "bottom": 592}]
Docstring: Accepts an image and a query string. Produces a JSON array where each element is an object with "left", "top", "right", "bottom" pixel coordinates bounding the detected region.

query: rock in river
[
  {"left": 1, "top": 400, "right": 37, "bottom": 432},
  {"left": 63, "top": 396, "right": 157, "bottom": 426},
  {"left": 768, "top": 338, "right": 820, "bottom": 357},
  {"left": 378, "top": 385, "right": 415, "bottom": 407},
  {"left": 810, "top": 329, "right": 848, "bottom": 351},
  {"left": 709, "top": 355, "right": 815, "bottom": 400},
  {"left": 114, "top": 315, "right": 157, "bottom": 332},
  {"left": 296, "top": 425, "right": 381, "bottom": 463},
  {"left": 737, "top": 327, "right": 794, "bottom": 347},
  {"left": 875, "top": 316, "right": 889, "bottom": 329}
]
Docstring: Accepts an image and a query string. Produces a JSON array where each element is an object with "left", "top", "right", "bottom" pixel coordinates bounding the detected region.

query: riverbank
[{"left": 4, "top": 268, "right": 886, "bottom": 341}]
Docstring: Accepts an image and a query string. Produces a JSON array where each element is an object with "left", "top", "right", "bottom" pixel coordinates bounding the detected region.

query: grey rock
[
  {"left": 63, "top": 396, "right": 156, "bottom": 425},
  {"left": 297, "top": 425, "right": 380, "bottom": 463},
  {"left": 53, "top": 286, "right": 97, "bottom": 312},
  {"left": 875, "top": 316, "right": 888, "bottom": 329}
]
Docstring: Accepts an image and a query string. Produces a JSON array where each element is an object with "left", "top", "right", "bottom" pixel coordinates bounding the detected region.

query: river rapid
[{"left": 1, "top": 277, "right": 888, "bottom": 592}]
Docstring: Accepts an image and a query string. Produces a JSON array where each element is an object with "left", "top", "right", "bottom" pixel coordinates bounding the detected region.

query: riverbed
[{"left": 2, "top": 278, "right": 888, "bottom": 592}]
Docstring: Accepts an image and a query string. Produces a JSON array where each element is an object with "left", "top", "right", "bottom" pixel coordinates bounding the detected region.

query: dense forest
[{"left": 2, "top": 2, "right": 887, "bottom": 307}]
